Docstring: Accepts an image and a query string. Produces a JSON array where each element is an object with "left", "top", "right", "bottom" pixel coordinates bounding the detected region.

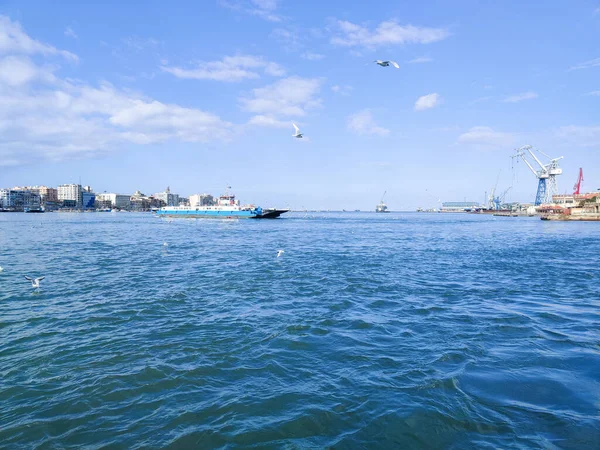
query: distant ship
[
  {"left": 376, "top": 191, "right": 389, "bottom": 213},
  {"left": 156, "top": 189, "right": 288, "bottom": 219}
]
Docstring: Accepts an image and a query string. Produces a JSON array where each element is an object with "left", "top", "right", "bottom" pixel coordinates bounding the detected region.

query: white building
[
  {"left": 0, "top": 189, "right": 41, "bottom": 210},
  {"left": 154, "top": 187, "right": 179, "bottom": 207},
  {"left": 57, "top": 184, "right": 82, "bottom": 208},
  {"left": 189, "top": 194, "right": 215, "bottom": 207},
  {"left": 96, "top": 193, "right": 131, "bottom": 209}
]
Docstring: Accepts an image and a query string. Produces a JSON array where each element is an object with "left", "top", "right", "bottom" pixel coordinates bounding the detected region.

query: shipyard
[{"left": 411, "top": 145, "right": 600, "bottom": 222}]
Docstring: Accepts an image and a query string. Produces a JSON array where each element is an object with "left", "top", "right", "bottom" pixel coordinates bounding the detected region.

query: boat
[
  {"left": 376, "top": 202, "right": 388, "bottom": 213},
  {"left": 24, "top": 207, "right": 44, "bottom": 213},
  {"left": 376, "top": 191, "right": 389, "bottom": 213},
  {"left": 156, "top": 189, "right": 289, "bottom": 219}
]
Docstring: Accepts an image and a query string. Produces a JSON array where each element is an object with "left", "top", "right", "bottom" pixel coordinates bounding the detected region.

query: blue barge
[{"left": 156, "top": 192, "right": 288, "bottom": 219}]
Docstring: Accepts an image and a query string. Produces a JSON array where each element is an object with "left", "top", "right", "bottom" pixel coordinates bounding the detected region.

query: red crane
[{"left": 573, "top": 168, "right": 584, "bottom": 195}]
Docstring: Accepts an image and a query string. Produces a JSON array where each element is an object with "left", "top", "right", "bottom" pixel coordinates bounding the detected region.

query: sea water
[{"left": 1, "top": 212, "right": 599, "bottom": 448}]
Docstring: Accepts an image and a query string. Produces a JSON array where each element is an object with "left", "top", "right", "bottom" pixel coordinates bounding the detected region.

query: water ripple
[{"left": 0, "top": 212, "right": 599, "bottom": 448}]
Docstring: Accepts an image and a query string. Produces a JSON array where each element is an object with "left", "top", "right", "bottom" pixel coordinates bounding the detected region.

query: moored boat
[{"left": 156, "top": 191, "right": 288, "bottom": 219}]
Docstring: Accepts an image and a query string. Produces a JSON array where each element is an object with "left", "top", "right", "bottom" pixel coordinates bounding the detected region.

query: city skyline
[{"left": 1, "top": 1, "right": 599, "bottom": 210}]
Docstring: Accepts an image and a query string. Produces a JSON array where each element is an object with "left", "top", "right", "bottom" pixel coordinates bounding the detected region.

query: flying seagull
[
  {"left": 292, "top": 123, "right": 303, "bottom": 139},
  {"left": 24, "top": 275, "right": 45, "bottom": 289},
  {"left": 373, "top": 60, "right": 400, "bottom": 69},
  {"left": 277, "top": 250, "right": 285, "bottom": 258}
]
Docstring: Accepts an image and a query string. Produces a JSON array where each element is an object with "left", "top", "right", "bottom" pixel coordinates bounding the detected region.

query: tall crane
[
  {"left": 493, "top": 186, "right": 511, "bottom": 210},
  {"left": 487, "top": 171, "right": 501, "bottom": 209},
  {"left": 513, "top": 145, "right": 563, "bottom": 205},
  {"left": 573, "top": 168, "right": 584, "bottom": 195}
]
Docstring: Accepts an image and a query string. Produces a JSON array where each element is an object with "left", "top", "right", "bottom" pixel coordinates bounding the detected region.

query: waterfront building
[
  {"left": 179, "top": 197, "right": 190, "bottom": 207},
  {"left": 154, "top": 187, "right": 180, "bottom": 207},
  {"left": 552, "top": 193, "right": 597, "bottom": 207},
  {"left": 96, "top": 193, "right": 131, "bottom": 210},
  {"left": 189, "top": 194, "right": 215, "bottom": 207},
  {"left": 57, "top": 184, "right": 82, "bottom": 208},
  {"left": 440, "top": 201, "right": 480, "bottom": 212},
  {"left": 0, "top": 188, "right": 41, "bottom": 211},
  {"left": 129, "top": 190, "right": 164, "bottom": 211},
  {"left": 130, "top": 190, "right": 147, "bottom": 210},
  {"left": 37, "top": 186, "right": 58, "bottom": 203},
  {"left": 82, "top": 191, "right": 96, "bottom": 209},
  {"left": 582, "top": 195, "right": 600, "bottom": 214}
]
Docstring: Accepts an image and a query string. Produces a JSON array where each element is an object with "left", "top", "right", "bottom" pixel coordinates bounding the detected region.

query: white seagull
[
  {"left": 292, "top": 123, "right": 303, "bottom": 139},
  {"left": 277, "top": 250, "right": 285, "bottom": 258},
  {"left": 373, "top": 60, "right": 400, "bottom": 69},
  {"left": 24, "top": 275, "right": 45, "bottom": 289},
  {"left": 0, "top": 266, "right": 4, "bottom": 272},
  {"left": 163, "top": 242, "right": 169, "bottom": 247}
]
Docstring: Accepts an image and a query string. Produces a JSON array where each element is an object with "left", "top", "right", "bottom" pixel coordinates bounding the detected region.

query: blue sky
[{"left": 1, "top": 0, "right": 599, "bottom": 209}]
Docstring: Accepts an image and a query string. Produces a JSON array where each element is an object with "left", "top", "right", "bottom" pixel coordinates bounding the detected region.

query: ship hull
[{"left": 156, "top": 209, "right": 288, "bottom": 219}]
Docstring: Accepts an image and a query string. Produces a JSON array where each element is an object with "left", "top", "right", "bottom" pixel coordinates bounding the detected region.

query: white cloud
[
  {"left": 0, "top": 15, "right": 78, "bottom": 61},
  {"left": 121, "top": 36, "right": 160, "bottom": 52},
  {"left": 240, "top": 76, "right": 323, "bottom": 118},
  {"left": 246, "top": 114, "right": 289, "bottom": 128},
  {"left": 251, "top": 0, "right": 277, "bottom": 10},
  {"left": 0, "top": 80, "right": 234, "bottom": 165},
  {"left": 219, "top": 0, "right": 281, "bottom": 22},
  {"left": 586, "top": 90, "right": 600, "bottom": 96},
  {"left": 0, "top": 56, "right": 56, "bottom": 86},
  {"left": 301, "top": 52, "right": 325, "bottom": 61},
  {"left": 162, "top": 55, "right": 284, "bottom": 82},
  {"left": 408, "top": 56, "right": 432, "bottom": 63},
  {"left": 0, "top": 16, "right": 234, "bottom": 166},
  {"left": 470, "top": 96, "right": 493, "bottom": 105},
  {"left": 556, "top": 125, "right": 600, "bottom": 147},
  {"left": 503, "top": 91, "right": 538, "bottom": 103},
  {"left": 270, "top": 27, "right": 302, "bottom": 52},
  {"left": 568, "top": 57, "right": 600, "bottom": 71},
  {"left": 414, "top": 93, "right": 441, "bottom": 111},
  {"left": 330, "top": 19, "right": 450, "bottom": 49},
  {"left": 347, "top": 109, "right": 389, "bottom": 136},
  {"left": 331, "top": 84, "right": 352, "bottom": 95},
  {"left": 458, "top": 126, "right": 515, "bottom": 148},
  {"left": 64, "top": 27, "right": 78, "bottom": 39}
]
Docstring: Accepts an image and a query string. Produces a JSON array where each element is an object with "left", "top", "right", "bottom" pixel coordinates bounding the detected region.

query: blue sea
[{"left": 1, "top": 212, "right": 599, "bottom": 449}]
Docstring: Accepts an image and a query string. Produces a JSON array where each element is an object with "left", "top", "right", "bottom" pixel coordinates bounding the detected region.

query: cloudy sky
[{"left": 1, "top": 0, "right": 599, "bottom": 209}]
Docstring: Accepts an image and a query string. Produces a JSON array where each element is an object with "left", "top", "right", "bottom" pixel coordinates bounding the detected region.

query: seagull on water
[
  {"left": 0, "top": 266, "right": 4, "bottom": 272},
  {"left": 373, "top": 60, "right": 400, "bottom": 69},
  {"left": 163, "top": 242, "right": 168, "bottom": 247},
  {"left": 24, "top": 275, "right": 45, "bottom": 289},
  {"left": 277, "top": 250, "right": 285, "bottom": 258},
  {"left": 292, "top": 123, "right": 303, "bottom": 139}
]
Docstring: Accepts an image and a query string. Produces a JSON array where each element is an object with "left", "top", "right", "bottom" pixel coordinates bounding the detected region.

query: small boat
[{"left": 376, "top": 191, "right": 389, "bottom": 213}]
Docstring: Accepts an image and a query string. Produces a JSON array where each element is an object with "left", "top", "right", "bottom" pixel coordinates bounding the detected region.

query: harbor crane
[
  {"left": 573, "top": 168, "right": 584, "bottom": 195},
  {"left": 513, "top": 145, "right": 563, "bottom": 205},
  {"left": 487, "top": 171, "right": 502, "bottom": 209},
  {"left": 493, "top": 186, "right": 511, "bottom": 210},
  {"left": 487, "top": 171, "right": 511, "bottom": 210}
]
